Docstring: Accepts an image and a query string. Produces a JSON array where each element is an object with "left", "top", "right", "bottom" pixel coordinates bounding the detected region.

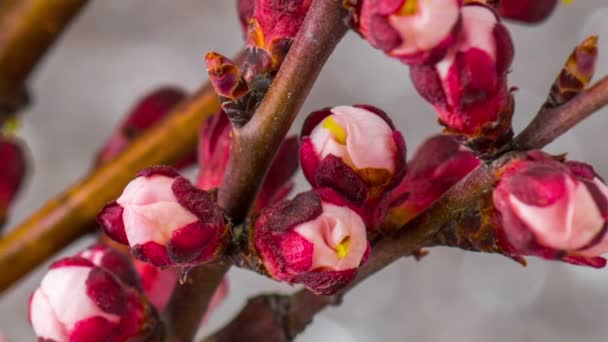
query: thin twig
[
  {"left": 202, "top": 163, "right": 495, "bottom": 341},
  {"left": 0, "top": 0, "right": 89, "bottom": 124},
  {"left": 163, "top": 1, "right": 350, "bottom": 341},
  {"left": 514, "top": 76, "right": 608, "bottom": 150}
]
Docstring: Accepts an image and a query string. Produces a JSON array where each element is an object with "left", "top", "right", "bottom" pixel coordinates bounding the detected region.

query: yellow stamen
[
  {"left": 335, "top": 237, "right": 351, "bottom": 259},
  {"left": 322, "top": 116, "right": 347, "bottom": 144},
  {"left": 398, "top": 0, "right": 419, "bottom": 16},
  {"left": 563, "top": 0, "right": 573, "bottom": 4}
]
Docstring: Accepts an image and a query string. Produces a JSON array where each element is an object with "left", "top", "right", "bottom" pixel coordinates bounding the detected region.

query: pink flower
[
  {"left": 98, "top": 166, "right": 228, "bottom": 267},
  {"left": 29, "top": 257, "right": 160, "bottom": 342},
  {"left": 300, "top": 105, "right": 406, "bottom": 227},
  {"left": 386, "top": 135, "right": 480, "bottom": 229},
  {"left": 409, "top": 4, "right": 514, "bottom": 143},
  {"left": 0, "top": 137, "right": 26, "bottom": 228},
  {"left": 95, "top": 87, "right": 192, "bottom": 168},
  {"left": 493, "top": 152, "right": 608, "bottom": 268},
  {"left": 497, "top": 0, "right": 557, "bottom": 23},
  {"left": 253, "top": 189, "right": 370, "bottom": 295},
  {"left": 355, "top": 0, "right": 463, "bottom": 64},
  {"left": 197, "top": 110, "right": 298, "bottom": 209}
]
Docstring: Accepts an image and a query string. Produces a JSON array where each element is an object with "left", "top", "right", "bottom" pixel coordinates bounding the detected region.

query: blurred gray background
[{"left": 2, "top": 1, "right": 608, "bottom": 341}]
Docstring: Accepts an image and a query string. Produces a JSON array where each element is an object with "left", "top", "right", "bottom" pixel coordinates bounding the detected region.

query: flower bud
[
  {"left": 409, "top": 4, "right": 514, "bottom": 147},
  {"left": 355, "top": 0, "right": 463, "bottom": 65},
  {"left": 497, "top": 0, "right": 557, "bottom": 23},
  {"left": 29, "top": 257, "right": 160, "bottom": 342},
  {"left": 300, "top": 105, "right": 407, "bottom": 226},
  {"left": 95, "top": 87, "right": 191, "bottom": 168},
  {"left": 253, "top": 189, "right": 370, "bottom": 295},
  {"left": 493, "top": 152, "right": 608, "bottom": 267},
  {"left": 245, "top": 0, "right": 312, "bottom": 73},
  {"left": 77, "top": 244, "right": 140, "bottom": 289},
  {"left": 98, "top": 166, "right": 228, "bottom": 267},
  {"left": 386, "top": 135, "right": 480, "bottom": 229},
  {"left": 197, "top": 110, "right": 298, "bottom": 208},
  {"left": 0, "top": 137, "right": 26, "bottom": 228}
]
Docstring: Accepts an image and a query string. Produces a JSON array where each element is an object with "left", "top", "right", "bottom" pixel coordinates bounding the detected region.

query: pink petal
[
  {"left": 388, "top": 0, "right": 460, "bottom": 57},
  {"left": 40, "top": 267, "right": 120, "bottom": 332},
  {"left": 510, "top": 178, "right": 604, "bottom": 250},
  {"left": 294, "top": 203, "right": 367, "bottom": 271},
  {"left": 30, "top": 289, "right": 67, "bottom": 341}
]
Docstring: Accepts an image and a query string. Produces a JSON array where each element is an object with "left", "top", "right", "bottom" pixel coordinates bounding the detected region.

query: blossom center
[
  {"left": 335, "top": 237, "right": 351, "bottom": 259},
  {"left": 322, "top": 116, "right": 347, "bottom": 145},
  {"left": 398, "top": 0, "right": 419, "bottom": 16}
]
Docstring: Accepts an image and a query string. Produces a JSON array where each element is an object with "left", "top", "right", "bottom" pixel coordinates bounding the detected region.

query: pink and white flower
[
  {"left": 493, "top": 151, "right": 608, "bottom": 268},
  {"left": 409, "top": 4, "right": 514, "bottom": 143},
  {"left": 29, "top": 257, "right": 159, "bottom": 342},
  {"left": 355, "top": 0, "right": 463, "bottom": 64},
  {"left": 300, "top": 105, "right": 406, "bottom": 227},
  {"left": 253, "top": 189, "right": 370, "bottom": 295},
  {"left": 98, "top": 166, "right": 228, "bottom": 267}
]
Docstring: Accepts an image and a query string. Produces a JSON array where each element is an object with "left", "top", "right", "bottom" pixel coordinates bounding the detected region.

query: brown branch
[
  {"left": 203, "top": 163, "right": 495, "bottom": 341},
  {"left": 0, "top": 80, "right": 223, "bottom": 293},
  {"left": 0, "top": 0, "right": 89, "bottom": 124},
  {"left": 514, "top": 76, "right": 608, "bottom": 150},
  {"left": 163, "top": 1, "right": 350, "bottom": 341}
]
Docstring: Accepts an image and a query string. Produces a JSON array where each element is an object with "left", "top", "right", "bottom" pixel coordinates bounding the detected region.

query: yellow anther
[
  {"left": 322, "top": 116, "right": 347, "bottom": 144},
  {"left": 563, "top": 0, "right": 573, "bottom": 4},
  {"left": 335, "top": 237, "right": 351, "bottom": 259},
  {"left": 398, "top": 0, "right": 419, "bottom": 16}
]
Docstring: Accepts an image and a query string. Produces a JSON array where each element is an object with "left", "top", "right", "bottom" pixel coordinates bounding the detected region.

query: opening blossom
[
  {"left": 493, "top": 151, "right": 608, "bottom": 268},
  {"left": 0, "top": 136, "right": 26, "bottom": 228},
  {"left": 98, "top": 166, "right": 228, "bottom": 267},
  {"left": 29, "top": 257, "right": 160, "bottom": 342},
  {"left": 355, "top": 0, "right": 463, "bottom": 64},
  {"left": 253, "top": 189, "right": 370, "bottom": 295},
  {"left": 409, "top": 3, "right": 514, "bottom": 146},
  {"left": 300, "top": 105, "right": 406, "bottom": 225},
  {"left": 386, "top": 135, "right": 480, "bottom": 229}
]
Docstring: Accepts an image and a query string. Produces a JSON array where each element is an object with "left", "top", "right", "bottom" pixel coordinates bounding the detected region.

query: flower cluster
[
  {"left": 29, "top": 247, "right": 160, "bottom": 342},
  {"left": 98, "top": 166, "right": 229, "bottom": 267},
  {"left": 0, "top": 136, "right": 26, "bottom": 229},
  {"left": 355, "top": 1, "right": 515, "bottom": 152},
  {"left": 251, "top": 104, "right": 406, "bottom": 294},
  {"left": 300, "top": 105, "right": 407, "bottom": 228},
  {"left": 492, "top": 151, "right": 608, "bottom": 267}
]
